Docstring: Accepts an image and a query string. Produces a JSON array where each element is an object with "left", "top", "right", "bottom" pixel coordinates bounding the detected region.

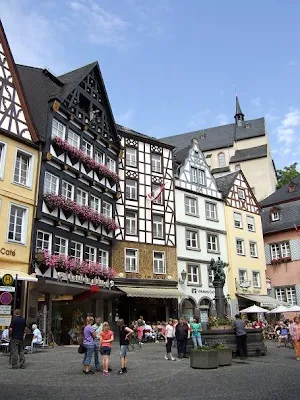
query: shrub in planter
[{"left": 190, "top": 346, "right": 219, "bottom": 369}]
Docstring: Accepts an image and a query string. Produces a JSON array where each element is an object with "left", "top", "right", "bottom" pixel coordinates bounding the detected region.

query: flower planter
[
  {"left": 218, "top": 348, "right": 232, "bottom": 366},
  {"left": 210, "top": 325, "right": 232, "bottom": 331},
  {"left": 35, "top": 252, "right": 45, "bottom": 263},
  {"left": 190, "top": 349, "right": 219, "bottom": 369}
]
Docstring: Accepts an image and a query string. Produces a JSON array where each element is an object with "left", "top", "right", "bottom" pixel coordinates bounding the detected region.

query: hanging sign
[
  {"left": 2, "top": 274, "right": 14, "bottom": 286},
  {"left": 0, "top": 292, "right": 13, "bottom": 305}
]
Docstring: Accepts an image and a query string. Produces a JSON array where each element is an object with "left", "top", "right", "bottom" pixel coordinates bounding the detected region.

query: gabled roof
[
  {"left": 0, "top": 20, "right": 39, "bottom": 143},
  {"left": 261, "top": 200, "right": 300, "bottom": 234},
  {"left": 215, "top": 171, "right": 240, "bottom": 198},
  {"left": 17, "top": 61, "right": 117, "bottom": 143},
  {"left": 260, "top": 174, "right": 300, "bottom": 207},
  {"left": 174, "top": 146, "right": 190, "bottom": 164},
  {"left": 116, "top": 124, "right": 175, "bottom": 149},
  {"left": 161, "top": 117, "right": 266, "bottom": 152},
  {"left": 230, "top": 144, "right": 267, "bottom": 163}
]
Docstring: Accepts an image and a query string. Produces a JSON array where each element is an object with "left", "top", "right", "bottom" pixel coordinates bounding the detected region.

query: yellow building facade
[
  {"left": 0, "top": 22, "right": 40, "bottom": 321},
  {"left": 216, "top": 171, "right": 268, "bottom": 316}
]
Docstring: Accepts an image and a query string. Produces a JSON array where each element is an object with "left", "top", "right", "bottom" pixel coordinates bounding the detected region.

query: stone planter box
[
  {"left": 210, "top": 325, "right": 232, "bottom": 331},
  {"left": 190, "top": 349, "right": 219, "bottom": 369},
  {"left": 218, "top": 348, "right": 232, "bottom": 366}
]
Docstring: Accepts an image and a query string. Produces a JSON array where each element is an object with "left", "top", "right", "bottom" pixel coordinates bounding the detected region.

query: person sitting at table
[
  {"left": 32, "top": 324, "right": 43, "bottom": 346},
  {"left": 144, "top": 322, "right": 156, "bottom": 341},
  {"left": 277, "top": 324, "right": 289, "bottom": 347},
  {"left": 1, "top": 326, "right": 10, "bottom": 342}
]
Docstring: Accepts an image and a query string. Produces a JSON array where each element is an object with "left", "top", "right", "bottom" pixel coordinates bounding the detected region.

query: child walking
[{"left": 100, "top": 322, "right": 114, "bottom": 376}]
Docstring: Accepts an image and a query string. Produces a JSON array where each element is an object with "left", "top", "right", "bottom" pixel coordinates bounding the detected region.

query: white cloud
[
  {"left": 275, "top": 109, "right": 300, "bottom": 156},
  {"left": 251, "top": 97, "right": 261, "bottom": 107},
  {"left": 216, "top": 113, "right": 229, "bottom": 125},
  {"left": 116, "top": 109, "right": 135, "bottom": 126},
  {"left": 69, "top": 1, "right": 131, "bottom": 49},
  {"left": 1, "top": 0, "right": 66, "bottom": 72},
  {"left": 286, "top": 60, "right": 296, "bottom": 67},
  {"left": 188, "top": 109, "right": 210, "bottom": 130}
]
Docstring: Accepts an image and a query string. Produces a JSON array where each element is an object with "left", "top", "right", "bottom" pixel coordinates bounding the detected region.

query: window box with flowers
[
  {"left": 43, "top": 193, "right": 118, "bottom": 232},
  {"left": 271, "top": 258, "right": 283, "bottom": 265},
  {"left": 51, "top": 137, "right": 119, "bottom": 183}
]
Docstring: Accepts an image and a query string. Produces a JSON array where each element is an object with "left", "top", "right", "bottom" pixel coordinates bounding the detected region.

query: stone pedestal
[{"left": 213, "top": 279, "right": 226, "bottom": 317}]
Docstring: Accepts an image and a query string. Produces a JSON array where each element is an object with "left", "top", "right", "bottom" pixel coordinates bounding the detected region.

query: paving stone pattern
[{"left": 0, "top": 341, "right": 299, "bottom": 400}]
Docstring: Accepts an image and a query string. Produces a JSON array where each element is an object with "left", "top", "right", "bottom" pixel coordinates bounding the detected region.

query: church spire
[{"left": 234, "top": 95, "right": 244, "bottom": 126}]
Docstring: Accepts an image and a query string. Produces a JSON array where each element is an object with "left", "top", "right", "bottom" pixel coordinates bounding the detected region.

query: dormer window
[
  {"left": 289, "top": 183, "right": 296, "bottom": 193},
  {"left": 218, "top": 152, "right": 226, "bottom": 168},
  {"left": 245, "top": 122, "right": 251, "bottom": 129},
  {"left": 271, "top": 211, "right": 280, "bottom": 221},
  {"left": 237, "top": 188, "right": 245, "bottom": 199}
]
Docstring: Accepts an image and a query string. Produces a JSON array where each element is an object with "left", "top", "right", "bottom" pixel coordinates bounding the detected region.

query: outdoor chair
[{"left": 23, "top": 333, "right": 34, "bottom": 353}]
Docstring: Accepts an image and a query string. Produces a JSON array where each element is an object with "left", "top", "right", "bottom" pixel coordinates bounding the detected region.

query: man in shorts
[{"left": 117, "top": 319, "right": 133, "bottom": 375}]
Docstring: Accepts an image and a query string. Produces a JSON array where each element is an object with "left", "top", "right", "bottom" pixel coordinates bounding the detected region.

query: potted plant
[
  {"left": 190, "top": 345, "right": 219, "bottom": 369},
  {"left": 208, "top": 316, "right": 233, "bottom": 330},
  {"left": 215, "top": 344, "right": 232, "bottom": 366}
]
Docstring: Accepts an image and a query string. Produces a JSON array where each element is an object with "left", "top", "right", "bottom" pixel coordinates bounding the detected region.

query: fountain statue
[{"left": 209, "top": 257, "right": 228, "bottom": 317}]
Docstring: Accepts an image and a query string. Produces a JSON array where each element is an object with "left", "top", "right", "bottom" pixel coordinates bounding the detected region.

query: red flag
[{"left": 146, "top": 184, "right": 165, "bottom": 201}]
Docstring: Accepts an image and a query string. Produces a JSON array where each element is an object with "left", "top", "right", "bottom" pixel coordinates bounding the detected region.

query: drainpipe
[{"left": 25, "top": 141, "right": 43, "bottom": 319}]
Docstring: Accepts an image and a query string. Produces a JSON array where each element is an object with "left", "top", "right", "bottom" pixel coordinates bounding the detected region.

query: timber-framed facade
[{"left": 112, "top": 125, "right": 180, "bottom": 323}]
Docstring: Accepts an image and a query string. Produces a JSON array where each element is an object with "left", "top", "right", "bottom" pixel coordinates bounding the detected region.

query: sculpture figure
[{"left": 209, "top": 257, "right": 228, "bottom": 286}]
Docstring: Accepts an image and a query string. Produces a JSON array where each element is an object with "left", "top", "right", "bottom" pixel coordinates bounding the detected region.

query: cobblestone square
[{"left": 0, "top": 341, "right": 299, "bottom": 400}]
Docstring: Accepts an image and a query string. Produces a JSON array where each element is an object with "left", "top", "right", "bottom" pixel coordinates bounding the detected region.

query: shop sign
[
  {"left": 0, "top": 286, "right": 15, "bottom": 292},
  {"left": 0, "top": 316, "right": 12, "bottom": 326},
  {"left": 191, "top": 288, "right": 215, "bottom": 295},
  {"left": 0, "top": 305, "right": 11, "bottom": 312},
  {"left": 0, "top": 292, "right": 13, "bottom": 305},
  {"left": 0, "top": 248, "right": 16, "bottom": 256},
  {"left": 2, "top": 274, "right": 14, "bottom": 286}
]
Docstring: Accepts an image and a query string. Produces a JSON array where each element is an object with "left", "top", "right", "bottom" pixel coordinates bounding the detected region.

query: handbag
[{"left": 78, "top": 343, "right": 85, "bottom": 354}]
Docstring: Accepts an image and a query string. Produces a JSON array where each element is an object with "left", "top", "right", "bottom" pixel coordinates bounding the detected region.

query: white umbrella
[
  {"left": 268, "top": 305, "right": 290, "bottom": 314},
  {"left": 240, "top": 305, "right": 269, "bottom": 313},
  {"left": 286, "top": 305, "right": 300, "bottom": 312}
]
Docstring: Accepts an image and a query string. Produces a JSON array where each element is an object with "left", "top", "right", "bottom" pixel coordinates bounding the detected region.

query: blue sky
[{"left": 2, "top": 0, "right": 300, "bottom": 169}]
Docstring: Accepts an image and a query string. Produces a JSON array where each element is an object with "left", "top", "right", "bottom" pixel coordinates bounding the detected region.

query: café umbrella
[
  {"left": 240, "top": 305, "right": 269, "bottom": 313},
  {"left": 268, "top": 305, "right": 290, "bottom": 314}
]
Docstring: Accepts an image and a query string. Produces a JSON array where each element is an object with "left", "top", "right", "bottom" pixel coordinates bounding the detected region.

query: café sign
[{"left": 0, "top": 247, "right": 16, "bottom": 256}]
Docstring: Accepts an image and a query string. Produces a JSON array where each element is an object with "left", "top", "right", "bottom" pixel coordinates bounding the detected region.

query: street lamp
[{"left": 179, "top": 270, "right": 187, "bottom": 285}]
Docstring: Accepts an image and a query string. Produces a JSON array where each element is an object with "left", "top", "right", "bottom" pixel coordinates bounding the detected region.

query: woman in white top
[{"left": 164, "top": 318, "right": 176, "bottom": 361}]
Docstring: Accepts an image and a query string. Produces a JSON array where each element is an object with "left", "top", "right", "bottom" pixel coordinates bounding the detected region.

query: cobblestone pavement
[{"left": 0, "top": 341, "right": 299, "bottom": 400}]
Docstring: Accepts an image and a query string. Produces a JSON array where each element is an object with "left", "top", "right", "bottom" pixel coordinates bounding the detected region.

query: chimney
[{"left": 288, "top": 183, "right": 296, "bottom": 193}]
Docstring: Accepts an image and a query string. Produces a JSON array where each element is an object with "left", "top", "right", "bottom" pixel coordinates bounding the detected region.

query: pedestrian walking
[
  {"left": 290, "top": 316, "right": 300, "bottom": 360},
  {"left": 9, "top": 309, "right": 26, "bottom": 369},
  {"left": 92, "top": 317, "right": 102, "bottom": 371},
  {"left": 175, "top": 318, "right": 189, "bottom": 358},
  {"left": 100, "top": 322, "right": 114, "bottom": 376},
  {"left": 117, "top": 319, "right": 133, "bottom": 375},
  {"left": 233, "top": 314, "right": 247, "bottom": 359},
  {"left": 164, "top": 318, "right": 176, "bottom": 361},
  {"left": 136, "top": 318, "right": 144, "bottom": 345},
  {"left": 190, "top": 317, "right": 202, "bottom": 348},
  {"left": 82, "top": 316, "right": 96, "bottom": 375}
]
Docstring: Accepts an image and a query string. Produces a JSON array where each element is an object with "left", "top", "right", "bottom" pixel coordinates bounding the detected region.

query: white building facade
[{"left": 175, "top": 138, "right": 228, "bottom": 325}]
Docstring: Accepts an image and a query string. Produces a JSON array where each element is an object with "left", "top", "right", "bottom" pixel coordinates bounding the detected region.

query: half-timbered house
[
  {"left": 215, "top": 171, "right": 279, "bottom": 313},
  {"left": 112, "top": 125, "right": 181, "bottom": 322},
  {"left": 18, "top": 61, "right": 121, "bottom": 342},
  {"left": 174, "top": 138, "right": 228, "bottom": 325},
  {"left": 0, "top": 21, "right": 39, "bottom": 325}
]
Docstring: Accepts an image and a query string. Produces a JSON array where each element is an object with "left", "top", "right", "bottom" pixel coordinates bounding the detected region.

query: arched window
[{"left": 218, "top": 152, "right": 226, "bottom": 167}]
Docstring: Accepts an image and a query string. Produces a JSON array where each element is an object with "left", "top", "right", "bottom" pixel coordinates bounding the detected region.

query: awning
[
  {"left": 237, "top": 294, "right": 288, "bottom": 307},
  {"left": 0, "top": 269, "right": 38, "bottom": 282},
  {"left": 117, "top": 286, "right": 184, "bottom": 299}
]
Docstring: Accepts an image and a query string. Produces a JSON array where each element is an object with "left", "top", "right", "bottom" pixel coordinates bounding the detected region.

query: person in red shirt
[{"left": 100, "top": 322, "right": 114, "bottom": 376}]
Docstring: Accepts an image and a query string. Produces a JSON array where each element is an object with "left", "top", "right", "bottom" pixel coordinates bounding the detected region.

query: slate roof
[
  {"left": 211, "top": 166, "right": 230, "bottom": 174},
  {"left": 174, "top": 146, "right": 190, "bottom": 164},
  {"left": 116, "top": 124, "right": 175, "bottom": 149},
  {"left": 215, "top": 171, "right": 240, "bottom": 198},
  {"left": 161, "top": 117, "right": 266, "bottom": 152},
  {"left": 261, "top": 199, "right": 300, "bottom": 234},
  {"left": 229, "top": 144, "right": 267, "bottom": 163},
  {"left": 260, "top": 174, "right": 300, "bottom": 207},
  {"left": 17, "top": 62, "right": 116, "bottom": 142}
]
